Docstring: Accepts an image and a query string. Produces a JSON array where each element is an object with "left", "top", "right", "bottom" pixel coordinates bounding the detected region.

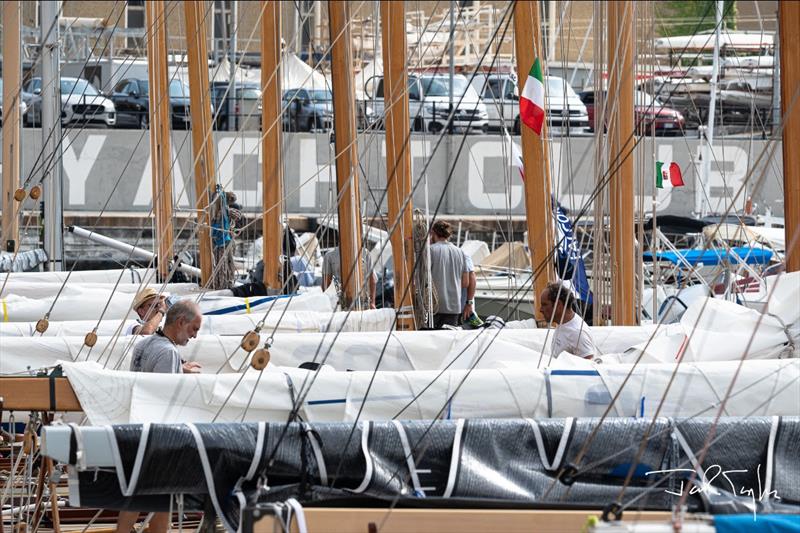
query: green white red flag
[
  {"left": 656, "top": 161, "right": 684, "bottom": 188},
  {"left": 519, "top": 58, "right": 545, "bottom": 135}
]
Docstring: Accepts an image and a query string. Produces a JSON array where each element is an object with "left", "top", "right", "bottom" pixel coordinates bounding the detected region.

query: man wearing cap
[
  {"left": 117, "top": 300, "right": 202, "bottom": 533},
  {"left": 128, "top": 288, "right": 168, "bottom": 335}
]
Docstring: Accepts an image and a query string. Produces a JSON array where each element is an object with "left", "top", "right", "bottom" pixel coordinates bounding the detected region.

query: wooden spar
[
  {"left": 1, "top": 1, "right": 21, "bottom": 253},
  {"left": 184, "top": 1, "right": 215, "bottom": 287},
  {"left": 145, "top": 1, "right": 175, "bottom": 281},
  {"left": 780, "top": 2, "right": 800, "bottom": 273},
  {"left": 0, "top": 377, "right": 81, "bottom": 412},
  {"left": 513, "top": 1, "right": 554, "bottom": 320},
  {"left": 251, "top": 508, "right": 673, "bottom": 533},
  {"left": 607, "top": 0, "right": 636, "bottom": 325},
  {"left": 380, "top": 1, "right": 416, "bottom": 330},
  {"left": 329, "top": 1, "right": 365, "bottom": 308},
  {"left": 261, "top": 1, "right": 283, "bottom": 289}
]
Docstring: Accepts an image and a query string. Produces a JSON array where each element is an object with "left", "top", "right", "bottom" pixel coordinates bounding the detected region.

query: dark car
[
  {"left": 111, "top": 78, "right": 194, "bottom": 129},
  {"left": 282, "top": 88, "right": 334, "bottom": 132},
  {"left": 578, "top": 89, "right": 686, "bottom": 136},
  {"left": 210, "top": 82, "right": 262, "bottom": 131}
]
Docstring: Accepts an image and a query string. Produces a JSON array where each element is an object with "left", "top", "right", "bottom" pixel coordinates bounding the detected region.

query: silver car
[{"left": 25, "top": 77, "right": 116, "bottom": 127}]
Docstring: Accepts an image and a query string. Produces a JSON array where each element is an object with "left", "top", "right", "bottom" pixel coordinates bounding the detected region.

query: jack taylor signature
[{"left": 645, "top": 464, "right": 780, "bottom": 521}]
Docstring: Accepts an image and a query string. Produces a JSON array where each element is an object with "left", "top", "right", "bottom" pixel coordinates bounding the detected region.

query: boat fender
[
  {"left": 13, "top": 188, "right": 26, "bottom": 202},
  {"left": 241, "top": 330, "right": 260, "bottom": 352},
  {"left": 601, "top": 501, "right": 623, "bottom": 522},
  {"left": 29, "top": 186, "right": 42, "bottom": 200},
  {"left": 251, "top": 348, "right": 271, "bottom": 370},
  {"left": 84, "top": 331, "right": 98, "bottom": 347},
  {"left": 35, "top": 318, "right": 49, "bottom": 334}
]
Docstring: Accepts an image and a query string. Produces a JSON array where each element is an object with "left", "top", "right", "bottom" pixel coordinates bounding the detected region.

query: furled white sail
[
  {"left": 60, "top": 358, "right": 800, "bottom": 424},
  {"left": 0, "top": 282, "right": 201, "bottom": 299}
]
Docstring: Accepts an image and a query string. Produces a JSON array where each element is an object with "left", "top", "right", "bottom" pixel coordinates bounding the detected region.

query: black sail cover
[{"left": 65, "top": 418, "right": 799, "bottom": 532}]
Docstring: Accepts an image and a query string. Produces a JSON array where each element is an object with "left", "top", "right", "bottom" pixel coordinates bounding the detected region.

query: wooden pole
[
  {"left": 261, "top": 1, "right": 283, "bottom": 289},
  {"left": 607, "top": 0, "right": 636, "bottom": 325},
  {"left": 184, "top": 1, "right": 215, "bottom": 286},
  {"left": 1, "top": 1, "right": 21, "bottom": 253},
  {"left": 381, "top": 0, "right": 416, "bottom": 330},
  {"left": 513, "top": 1, "right": 554, "bottom": 320},
  {"left": 146, "top": 1, "right": 175, "bottom": 281},
  {"left": 329, "top": 1, "right": 365, "bottom": 308},
  {"left": 780, "top": 2, "right": 800, "bottom": 273}
]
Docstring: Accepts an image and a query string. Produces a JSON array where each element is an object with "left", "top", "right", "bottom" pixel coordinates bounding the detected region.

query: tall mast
[
  {"left": 381, "top": 0, "right": 416, "bottom": 330},
  {"left": 329, "top": 0, "right": 364, "bottom": 308},
  {"left": 780, "top": 2, "right": 800, "bottom": 272},
  {"left": 145, "top": 1, "right": 175, "bottom": 280},
  {"left": 261, "top": 1, "right": 283, "bottom": 289},
  {"left": 607, "top": 0, "right": 636, "bottom": 325},
  {"left": 41, "top": 0, "right": 64, "bottom": 271},
  {"left": 697, "top": 0, "right": 723, "bottom": 218},
  {"left": 2, "top": 1, "right": 22, "bottom": 254},
  {"left": 184, "top": 1, "right": 215, "bottom": 286},
  {"left": 513, "top": 1, "right": 554, "bottom": 319}
]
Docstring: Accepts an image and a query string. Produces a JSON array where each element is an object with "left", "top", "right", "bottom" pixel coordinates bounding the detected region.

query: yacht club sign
[{"left": 5, "top": 130, "right": 784, "bottom": 218}]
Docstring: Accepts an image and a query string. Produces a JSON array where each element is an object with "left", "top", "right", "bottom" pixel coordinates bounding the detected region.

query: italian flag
[
  {"left": 507, "top": 132, "right": 525, "bottom": 180},
  {"left": 520, "top": 58, "right": 545, "bottom": 135},
  {"left": 656, "top": 161, "right": 684, "bottom": 188}
]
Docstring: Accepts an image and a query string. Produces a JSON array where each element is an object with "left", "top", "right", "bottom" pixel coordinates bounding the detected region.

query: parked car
[
  {"left": 210, "top": 81, "right": 262, "bottom": 131},
  {"left": 365, "top": 74, "right": 489, "bottom": 133},
  {"left": 578, "top": 89, "right": 685, "bottom": 136},
  {"left": 471, "top": 73, "right": 589, "bottom": 134},
  {"left": 282, "top": 88, "right": 376, "bottom": 132},
  {"left": 25, "top": 77, "right": 116, "bottom": 127},
  {"left": 111, "top": 78, "right": 197, "bottom": 129},
  {"left": 0, "top": 79, "right": 30, "bottom": 125}
]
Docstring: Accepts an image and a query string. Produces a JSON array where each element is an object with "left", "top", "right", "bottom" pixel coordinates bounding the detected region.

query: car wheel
[
  {"left": 513, "top": 117, "right": 520, "bottom": 135},
  {"left": 308, "top": 117, "right": 318, "bottom": 133},
  {"left": 139, "top": 113, "right": 149, "bottom": 129},
  {"left": 413, "top": 116, "right": 423, "bottom": 132}
]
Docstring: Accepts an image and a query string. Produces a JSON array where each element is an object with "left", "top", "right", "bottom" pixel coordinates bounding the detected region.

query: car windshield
[
  {"left": 545, "top": 77, "right": 577, "bottom": 97},
  {"left": 169, "top": 80, "right": 189, "bottom": 97},
  {"left": 635, "top": 91, "right": 662, "bottom": 107},
  {"left": 308, "top": 90, "right": 332, "bottom": 101},
  {"left": 61, "top": 79, "right": 99, "bottom": 96},
  {"left": 237, "top": 88, "right": 261, "bottom": 99},
  {"left": 420, "top": 76, "right": 476, "bottom": 98}
]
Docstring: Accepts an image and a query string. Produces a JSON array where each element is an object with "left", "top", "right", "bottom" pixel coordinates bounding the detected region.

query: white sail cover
[
  {"left": 60, "top": 358, "right": 800, "bottom": 424},
  {"left": 0, "top": 326, "right": 662, "bottom": 375},
  {"left": 0, "top": 282, "right": 201, "bottom": 299},
  {"left": 0, "top": 290, "right": 331, "bottom": 322},
  {"left": 0, "top": 308, "right": 396, "bottom": 337},
  {"left": 0, "top": 268, "right": 152, "bottom": 284}
]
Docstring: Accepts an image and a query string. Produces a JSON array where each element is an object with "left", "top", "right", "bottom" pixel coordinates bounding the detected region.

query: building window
[{"left": 126, "top": 0, "right": 145, "bottom": 51}]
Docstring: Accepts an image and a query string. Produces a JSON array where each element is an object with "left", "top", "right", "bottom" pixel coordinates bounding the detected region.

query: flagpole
[{"left": 513, "top": 1, "right": 555, "bottom": 321}]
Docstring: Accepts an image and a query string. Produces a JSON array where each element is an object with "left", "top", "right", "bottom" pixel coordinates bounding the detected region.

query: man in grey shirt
[
  {"left": 322, "top": 247, "right": 377, "bottom": 309},
  {"left": 429, "top": 220, "right": 469, "bottom": 328},
  {"left": 130, "top": 300, "right": 203, "bottom": 373}
]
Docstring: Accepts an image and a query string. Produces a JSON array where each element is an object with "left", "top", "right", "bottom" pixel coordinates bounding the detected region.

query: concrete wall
[{"left": 3, "top": 130, "right": 785, "bottom": 219}]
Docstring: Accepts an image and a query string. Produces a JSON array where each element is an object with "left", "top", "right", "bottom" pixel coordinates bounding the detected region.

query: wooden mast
[
  {"left": 261, "top": 1, "right": 283, "bottom": 289},
  {"left": 513, "top": 1, "right": 554, "bottom": 320},
  {"left": 380, "top": 0, "right": 415, "bottom": 330},
  {"left": 145, "top": 1, "right": 175, "bottom": 281},
  {"left": 184, "top": 1, "right": 215, "bottom": 286},
  {"left": 779, "top": 2, "right": 800, "bottom": 272},
  {"left": 607, "top": 0, "right": 636, "bottom": 325},
  {"left": 329, "top": 0, "right": 365, "bottom": 308},
  {"left": 1, "top": 1, "right": 21, "bottom": 253}
]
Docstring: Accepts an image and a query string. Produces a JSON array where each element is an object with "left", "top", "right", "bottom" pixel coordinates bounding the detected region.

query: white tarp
[
  {"left": 0, "top": 308, "right": 396, "bottom": 338},
  {"left": 0, "top": 290, "right": 331, "bottom": 322},
  {"left": 282, "top": 52, "right": 329, "bottom": 91},
  {"left": 60, "top": 358, "right": 800, "bottom": 424}
]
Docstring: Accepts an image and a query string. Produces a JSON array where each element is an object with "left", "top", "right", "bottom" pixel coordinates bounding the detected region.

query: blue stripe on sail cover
[
  {"left": 550, "top": 370, "right": 600, "bottom": 376},
  {"left": 203, "top": 294, "right": 294, "bottom": 315}
]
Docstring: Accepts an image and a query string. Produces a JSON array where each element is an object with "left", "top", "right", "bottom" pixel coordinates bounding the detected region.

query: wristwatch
[{"left": 466, "top": 299, "right": 475, "bottom": 305}]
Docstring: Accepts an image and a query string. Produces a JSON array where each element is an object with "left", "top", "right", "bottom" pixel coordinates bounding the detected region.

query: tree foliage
[{"left": 655, "top": 0, "right": 738, "bottom": 37}]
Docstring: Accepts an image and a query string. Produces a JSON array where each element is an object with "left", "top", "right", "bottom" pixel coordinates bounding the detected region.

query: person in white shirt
[{"left": 539, "top": 281, "right": 597, "bottom": 359}]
